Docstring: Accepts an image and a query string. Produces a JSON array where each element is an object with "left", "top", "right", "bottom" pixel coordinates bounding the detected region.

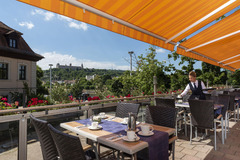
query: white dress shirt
[{"left": 181, "top": 80, "right": 207, "bottom": 96}]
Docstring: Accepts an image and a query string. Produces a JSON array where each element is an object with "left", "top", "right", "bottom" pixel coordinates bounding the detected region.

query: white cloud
[
  {"left": 30, "top": 10, "right": 88, "bottom": 31},
  {"left": 31, "top": 9, "right": 55, "bottom": 21},
  {"left": 37, "top": 51, "right": 129, "bottom": 70},
  {"left": 19, "top": 21, "right": 34, "bottom": 29},
  {"left": 68, "top": 21, "right": 88, "bottom": 30},
  {"left": 57, "top": 15, "right": 72, "bottom": 22},
  {"left": 57, "top": 15, "right": 88, "bottom": 31},
  {"left": 156, "top": 48, "right": 167, "bottom": 54}
]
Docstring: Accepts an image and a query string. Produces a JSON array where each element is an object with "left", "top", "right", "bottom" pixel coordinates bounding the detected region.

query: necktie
[{"left": 194, "top": 82, "right": 197, "bottom": 88}]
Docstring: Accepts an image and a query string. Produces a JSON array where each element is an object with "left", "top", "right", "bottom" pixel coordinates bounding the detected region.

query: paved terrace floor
[{"left": 0, "top": 117, "right": 240, "bottom": 160}]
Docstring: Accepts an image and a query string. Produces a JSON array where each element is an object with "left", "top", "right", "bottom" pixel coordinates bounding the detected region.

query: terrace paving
[{"left": 0, "top": 116, "right": 240, "bottom": 160}]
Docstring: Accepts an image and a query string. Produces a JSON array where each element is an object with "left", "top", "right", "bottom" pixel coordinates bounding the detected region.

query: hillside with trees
[
  {"left": 42, "top": 68, "right": 125, "bottom": 81},
  {"left": 38, "top": 46, "right": 240, "bottom": 103}
]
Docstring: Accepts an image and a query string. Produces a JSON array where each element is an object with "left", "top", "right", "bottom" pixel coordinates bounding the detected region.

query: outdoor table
[
  {"left": 60, "top": 115, "right": 176, "bottom": 160},
  {"left": 175, "top": 102, "right": 224, "bottom": 118},
  {"left": 175, "top": 102, "right": 224, "bottom": 110},
  {"left": 235, "top": 97, "right": 240, "bottom": 101}
]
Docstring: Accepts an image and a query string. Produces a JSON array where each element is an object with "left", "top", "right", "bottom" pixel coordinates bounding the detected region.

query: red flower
[
  {"left": 1, "top": 97, "right": 7, "bottom": 101},
  {"left": 126, "top": 94, "right": 132, "bottom": 97},
  {"left": 31, "top": 98, "right": 38, "bottom": 102},
  {"left": 38, "top": 100, "right": 44, "bottom": 104},
  {"left": 68, "top": 95, "right": 74, "bottom": 101},
  {"left": 88, "top": 97, "right": 92, "bottom": 101}
]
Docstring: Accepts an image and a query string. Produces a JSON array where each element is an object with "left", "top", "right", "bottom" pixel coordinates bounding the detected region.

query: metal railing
[{"left": 0, "top": 94, "right": 167, "bottom": 160}]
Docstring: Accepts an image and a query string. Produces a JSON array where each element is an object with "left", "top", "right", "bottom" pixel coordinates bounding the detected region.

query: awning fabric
[
  {"left": 178, "top": 9, "right": 240, "bottom": 71},
  {"left": 17, "top": 0, "right": 240, "bottom": 71}
]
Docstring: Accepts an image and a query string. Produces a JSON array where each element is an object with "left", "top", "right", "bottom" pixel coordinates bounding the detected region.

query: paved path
[{"left": 172, "top": 118, "right": 240, "bottom": 160}]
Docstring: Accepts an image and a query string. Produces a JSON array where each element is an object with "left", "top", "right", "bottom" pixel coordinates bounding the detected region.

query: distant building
[
  {"left": 56, "top": 63, "right": 83, "bottom": 70},
  {"left": 0, "top": 21, "right": 43, "bottom": 97},
  {"left": 86, "top": 74, "right": 96, "bottom": 81}
]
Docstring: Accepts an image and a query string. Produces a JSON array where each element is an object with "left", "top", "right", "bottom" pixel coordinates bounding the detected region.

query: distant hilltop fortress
[{"left": 56, "top": 63, "right": 83, "bottom": 70}]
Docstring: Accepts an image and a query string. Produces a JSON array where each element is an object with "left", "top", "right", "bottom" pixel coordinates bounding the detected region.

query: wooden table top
[
  {"left": 97, "top": 123, "right": 175, "bottom": 155},
  {"left": 60, "top": 116, "right": 176, "bottom": 155}
]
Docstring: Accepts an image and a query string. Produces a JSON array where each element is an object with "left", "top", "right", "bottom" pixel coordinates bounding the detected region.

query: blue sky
[{"left": 0, "top": 0, "right": 202, "bottom": 70}]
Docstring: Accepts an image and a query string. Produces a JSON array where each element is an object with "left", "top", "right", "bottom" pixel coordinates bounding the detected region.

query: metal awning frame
[
  {"left": 63, "top": 0, "right": 177, "bottom": 46},
  {"left": 178, "top": 45, "right": 237, "bottom": 71},
  {"left": 165, "top": 0, "right": 236, "bottom": 43},
  {"left": 186, "top": 29, "right": 240, "bottom": 52}
]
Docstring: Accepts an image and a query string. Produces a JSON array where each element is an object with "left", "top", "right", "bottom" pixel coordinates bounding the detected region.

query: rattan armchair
[
  {"left": 229, "top": 91, "right": 240, "bottom": 121},
  {"left": 30, "top": 115, "right": 59, "bottom": 160},
  {"left": 188, "top": 100, "right": 224, "bottom": 150},
  {"left": 48, "top": 124, "right": 95, "bottom": 160},
  {"left": 115, "top": 102, "right": 140, "bottom": 118},
  {"left": 145, "top": 105, "right": 177, "bottom": 159},
  {"left": 155, "top": 98, "right": 186, "bottom": 137}
]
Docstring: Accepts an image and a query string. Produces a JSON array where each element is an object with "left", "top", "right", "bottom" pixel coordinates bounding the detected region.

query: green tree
[
  {"left": 167, "top": 51, "right": 197, "bottom": 90},
  {"left": 229, "top": 70, "right": 240, "bottom": 86},
  {"left": 70, "top": 79, "right": 84, "bottom": 99},
  {"left": 111, "top": 78, "right": 123, "bottom": 96},
  {"left": 135, "top": 47, "right": 168, "bottom": 95},
  {"left": 51, "top": 83, "right": 70, "bottom": 102},
  {"left": 36, "top": 65, "right": 49, "bottom": 96}
]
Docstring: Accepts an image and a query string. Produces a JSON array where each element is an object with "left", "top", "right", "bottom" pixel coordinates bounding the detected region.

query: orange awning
[
  {"left": 17, "top": 0, "right": 240, "bottom": 71},
  {"left": 178, "top": 9, "right": 240, "bottom": 71}
]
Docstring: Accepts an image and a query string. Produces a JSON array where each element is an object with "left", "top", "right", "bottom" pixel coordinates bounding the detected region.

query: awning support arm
[
  {"left": 62, "top": 0, "right": 177, "bottom": 46},
  {"left": 186, "top": 30, "right": 240, "bottom": 52},
  {"left": 165, "top": 0, "right": 236, "bottom": 43}
]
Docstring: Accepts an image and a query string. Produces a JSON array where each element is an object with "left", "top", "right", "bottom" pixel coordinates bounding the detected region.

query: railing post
[
  {"left": 18, "top": 114, "right": 27, "bottom": 160},
  {"left": 153, "top": 76, "right": 157, "bottom": 105}
]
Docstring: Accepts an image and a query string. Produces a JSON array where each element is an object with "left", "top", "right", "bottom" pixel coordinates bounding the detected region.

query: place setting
[
  {"left": 138, "top": 124, "right": 154, "bottom": 137},
  {"left": 122, "top": 130, "right": 140, "bottom": 142},
  {"left": 98, "top": 112, "right": 108, "bottom": 119},
  {"left": 88, "top": 121, "right": 102, "bottom": 130}
]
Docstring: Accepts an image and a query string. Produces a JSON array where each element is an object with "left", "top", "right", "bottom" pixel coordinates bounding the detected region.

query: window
[
  {"left": 0, "top": 63, "right": 8, "bottom": 79},
  {"left": 19, "top": 65, "right": 26, "bottom": 80},
  {"left": 9, "top": 38, "right": 17, "bottom": 48}
]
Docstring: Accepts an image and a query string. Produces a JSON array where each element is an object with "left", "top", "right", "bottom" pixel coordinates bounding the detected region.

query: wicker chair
[
  {"left": 217, "top": 94, "right": 230, "bottom": 139},
  {"left": 145, "top": 105, "right": 177, "bottom": 159},
  {"left": 30, "top": 115, "right": 59, "bottom": 160},
  {"left": 223, "top": 91, "right": 230, "bottom": 95},
  {"left": 115, "top": 103, "right": 140, "bottom": 118},
  {"left": 155, "top": 98, "right": 175, "bottom": 108},
  {"left": 229, "top": 92, "right": 240, "bottom": 121},
  {"left": 155, "top": 98, "right": 186, "bottom": 136},
  {"left": 188, "top": 99, "right": 224, "bottom": 150},
  {"left": 204, "top": 94, "right": 212, "bottom": 100},
  {"left": 145, "top": 105, "right": 177, "bottom": 128},
  {"left": 48, "top": 124, "right": 88, "bottom": 160}
]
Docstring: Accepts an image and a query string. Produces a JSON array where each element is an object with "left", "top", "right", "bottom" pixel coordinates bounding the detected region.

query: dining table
[
  {"left": 175, "top": 102, "right": 224, "bottom": 115},
  {"left": 60, "top": 115, "right": 176, "bottom": 160},
  {"left": 175, "top": 102, "right": 224, "bottom": 110}
]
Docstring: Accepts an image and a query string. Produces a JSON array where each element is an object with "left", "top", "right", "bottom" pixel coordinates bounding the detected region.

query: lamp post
[
  {"left": 128, "top": 51, "right": 134, "bottom": 76},
  {"left": 49, "top": 64, "right": 53, "bottom": 100}
]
